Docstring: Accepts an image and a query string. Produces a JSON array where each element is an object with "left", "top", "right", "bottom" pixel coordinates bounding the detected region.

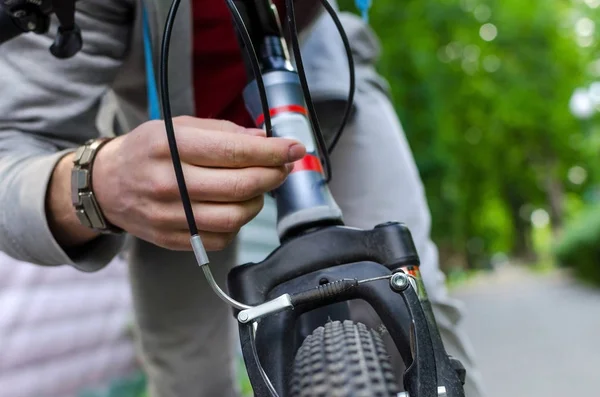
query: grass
[{"left": 237, "top": 357, "right": 254, "bottom": 396}]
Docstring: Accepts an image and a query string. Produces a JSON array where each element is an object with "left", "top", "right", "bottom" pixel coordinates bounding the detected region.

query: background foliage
[{"left": 338, "top": 0, "right": 600, "bottom": 278}]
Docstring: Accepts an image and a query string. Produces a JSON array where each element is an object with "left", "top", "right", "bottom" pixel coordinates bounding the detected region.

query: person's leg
[
  {"left": 127, "top": 237, "right": 240, "bottom": 397},
  {"left": 326, "top": 81, "right": 487, "bottom": 397}
]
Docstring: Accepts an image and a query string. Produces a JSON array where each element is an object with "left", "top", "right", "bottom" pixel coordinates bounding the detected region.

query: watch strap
[{"left": 71, "top": 138, "right": 123, "bottom": 234}]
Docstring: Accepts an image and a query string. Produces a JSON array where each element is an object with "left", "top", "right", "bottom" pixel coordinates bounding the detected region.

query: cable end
[{"left": 191, "top": 234, "right": 210, "bottom": 266}]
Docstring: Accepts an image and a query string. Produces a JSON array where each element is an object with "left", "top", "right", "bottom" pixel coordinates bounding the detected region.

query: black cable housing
[
  {"left": 318, "top": 0, "right": 355, "bottom": 154},
  {"left": 160, "top": 0, "right": 198, "bottom": 236},
  {"left": 225, "top": 0, "right": 274, "bottom": 136},
  {"left": 284, "top": 0, "right": 332, "bottom": 182}
]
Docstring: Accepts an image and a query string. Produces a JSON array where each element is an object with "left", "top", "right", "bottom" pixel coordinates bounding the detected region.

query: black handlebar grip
[{"left": 0, "top": 4, "right": 25, "bottom": 45}]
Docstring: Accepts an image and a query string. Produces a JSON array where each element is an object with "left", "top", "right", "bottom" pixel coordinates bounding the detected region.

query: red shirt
[{"left": 192, "top": 0, "right": 285, "bottom": 128}]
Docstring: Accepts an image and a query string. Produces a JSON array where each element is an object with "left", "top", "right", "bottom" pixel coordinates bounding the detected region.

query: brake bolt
[
  {"left": 238, "top": 311, "right": 250, "bottom": 323},
  {"left": 390, "top": 272, "right": 409, "bottom": 291}
]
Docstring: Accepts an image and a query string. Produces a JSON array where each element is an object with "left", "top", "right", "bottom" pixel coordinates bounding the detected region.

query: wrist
[{"left": 91, "top": 137, "right": 123, "bottom": 230}]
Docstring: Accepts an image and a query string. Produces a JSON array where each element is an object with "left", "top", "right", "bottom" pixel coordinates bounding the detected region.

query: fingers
[
  {"left": 173, "top": 116, "right": 266, "bottom": 137},
  {"left": 151, "top": 230, "right": 238, "bottom": 252},
  {"left": 148, "top": 195, "right": 265, "bottom": 233},
  {"left": 150, "top": 117, "right": 304, "bottom": 167},
  {"left": 184, "top": 164, "right": 291, "bottom": 202},
  {"left": 146, "top": 162, "right": 292, "bottom": 202},
  {"left": 138, "top": 195, "right": 264, "bottom": 252},
  {"left": 179, "top": 127, "right": 305, "bottom": 168},
  {"left": 150, "top": 125, "right": 304, "bottom": 168},
  {"left": 141, "top": 195, "right": 265, "bottom": 251},
  {"left": 183, "top": 163, "right": 291, "bottom": 202}
]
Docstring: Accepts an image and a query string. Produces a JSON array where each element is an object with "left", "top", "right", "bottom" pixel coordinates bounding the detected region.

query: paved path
[{"left": 451, "top": 265, "right": 600, "bottom": 397}]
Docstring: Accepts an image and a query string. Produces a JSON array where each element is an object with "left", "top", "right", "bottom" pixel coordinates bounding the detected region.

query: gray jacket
[{"left": 0, "top": 0, "right": 387, "bottom": 271}]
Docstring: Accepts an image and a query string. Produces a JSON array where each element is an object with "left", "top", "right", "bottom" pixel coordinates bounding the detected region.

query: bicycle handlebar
[
  {"left": 0, "top": 0, "right": 82, "bottom": 58},
  {"left": 0, "top": 3, "right": 26, "bottom": 45}
]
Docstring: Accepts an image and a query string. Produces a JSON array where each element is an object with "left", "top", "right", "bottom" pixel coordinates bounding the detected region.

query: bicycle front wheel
[{"left": 289, "top": 320, "right": 399, "bottom": 397}]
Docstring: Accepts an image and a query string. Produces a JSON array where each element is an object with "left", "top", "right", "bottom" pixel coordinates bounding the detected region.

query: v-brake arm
[{"left": 233, "top": 267, "right": 465, "bottom": 397}]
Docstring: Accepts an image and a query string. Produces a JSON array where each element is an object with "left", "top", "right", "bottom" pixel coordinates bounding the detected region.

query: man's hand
[{"left": 47, "top": 116, "right": 306, "bottom": 251}]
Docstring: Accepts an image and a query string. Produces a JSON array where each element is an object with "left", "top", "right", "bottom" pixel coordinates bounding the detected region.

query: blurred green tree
[{"left": 337, "top": 0, "right": 596, "bottom": 269}]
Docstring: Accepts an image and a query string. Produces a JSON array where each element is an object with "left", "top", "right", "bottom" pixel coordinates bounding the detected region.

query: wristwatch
[{"left": 71, "top": 138, "right": 123, "bottom": 234}]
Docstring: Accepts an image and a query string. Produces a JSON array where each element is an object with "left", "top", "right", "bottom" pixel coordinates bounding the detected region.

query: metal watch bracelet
[{"left": 71, "top": 138, "right": 123, "bottom": 234}]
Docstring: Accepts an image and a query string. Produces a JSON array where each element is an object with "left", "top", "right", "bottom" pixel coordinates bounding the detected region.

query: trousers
[{"left": 126, "top": 79, "right": 487, "bottom": 397}]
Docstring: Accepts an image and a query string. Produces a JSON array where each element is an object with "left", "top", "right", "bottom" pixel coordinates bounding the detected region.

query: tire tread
[{"left": 290, "top": 320, "right": 398, "bottom": 397}]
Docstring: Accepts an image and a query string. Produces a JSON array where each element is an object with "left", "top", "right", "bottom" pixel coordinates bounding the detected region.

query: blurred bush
[{"left": 554, "top": 204, "right": 600, "bottom": 286}]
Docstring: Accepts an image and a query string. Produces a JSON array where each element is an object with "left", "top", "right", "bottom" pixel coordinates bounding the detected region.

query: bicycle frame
[{"left": 227, "top": 1, "right": 467, "bottom": 396}]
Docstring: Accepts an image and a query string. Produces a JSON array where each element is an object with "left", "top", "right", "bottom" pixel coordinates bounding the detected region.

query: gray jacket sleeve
[{"left": 0, "top": 1, "right": 134, "bottom": 271}]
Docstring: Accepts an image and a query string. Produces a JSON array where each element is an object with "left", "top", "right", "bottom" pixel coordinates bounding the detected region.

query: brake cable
[
  {"left": 159, "top": 2, "right": 357, "bottom": 395},
  {"left": 159, "top": 0, "right": 357, "bottom": 313},
  {"left": 320, "top": 0, "right": 356, "bottom": 155},
  {"left": 225, "top": 0, "right": 274, "bottom": 137}
]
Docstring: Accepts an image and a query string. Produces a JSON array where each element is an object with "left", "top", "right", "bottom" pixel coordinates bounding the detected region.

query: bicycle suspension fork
[
  {"left": 243, "top": 70, "right": 344, "bottom": 238},
  {"left": 236, "top": 0, "right": 344, "bottom": 240}
]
